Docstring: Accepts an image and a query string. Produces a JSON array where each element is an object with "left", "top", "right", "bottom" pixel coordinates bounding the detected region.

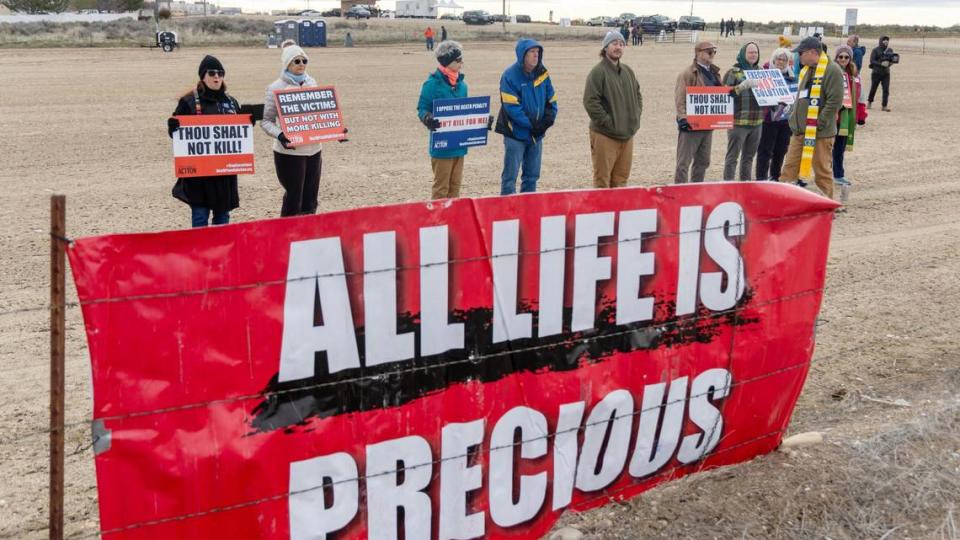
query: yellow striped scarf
[{"left": 798, "top": 52, "right": 829, "bottom": 179}]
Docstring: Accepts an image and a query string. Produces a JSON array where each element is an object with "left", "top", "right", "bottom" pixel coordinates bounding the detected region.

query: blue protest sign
[{"left": 430, "top": 96, "right": 490, "bottom": 151}]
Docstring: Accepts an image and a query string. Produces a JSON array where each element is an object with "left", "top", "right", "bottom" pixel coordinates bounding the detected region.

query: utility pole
[
  {"left": 502, "top": 0, "right": 505, "bottom": 32},
  {"left": 690, "top": 0, "right": 694, "bottom": 16}
]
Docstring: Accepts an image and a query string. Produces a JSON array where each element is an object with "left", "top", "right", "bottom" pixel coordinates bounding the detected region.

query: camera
[{"left": 881, "top": 48, "right": 900, "bottom": 65}]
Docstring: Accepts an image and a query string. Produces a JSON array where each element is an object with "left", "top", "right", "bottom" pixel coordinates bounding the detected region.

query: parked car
[
  {"left": 617, "top": 12, "right": 636, "bottom": 25},
  {"left": 490, "top": 14, "right": 508, "bottom": 22},
  {"left": 298, "top": 10, "right": 322, "bottom": 16},
  {"left": 439, "top": 13, "right": 460, "bottom": 20},
  {"left": 463, "top": 10, "right": 494, "bottom": 25},
  {"left": 586, "top": 16, "right": 609, "bottom": 27},
  {"left": 516, "top": 14, "right": 531, "bottom": 23},
  {"left": 678, "top": 15, "right": 706, "bottom": 30},
  {"left": 638, "top": 15, "right": 677, "bottom": 33},
  {"left": 345, "top": 6, "right": 371, "bottom": 19}
]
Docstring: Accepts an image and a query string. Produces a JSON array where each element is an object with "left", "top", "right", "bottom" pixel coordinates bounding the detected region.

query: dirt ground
[{"left": 1, "top": 34, "right": 959, "bottom": 539}]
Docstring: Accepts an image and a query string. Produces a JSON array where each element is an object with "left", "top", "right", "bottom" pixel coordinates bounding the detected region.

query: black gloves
[
  {"left": 487, "top": 114, "right": 495, "bottom": 131},
  {"left": 857, "top": 119, "right": 865, "bottom": 126},
  {"left": 531, "top": 115, "right": 555, "bottom": 137},
  {"left": 338, "top": 127, "right": 349, "bottom": 143},
  {"left": 421, "top": 113, "right": 441, "bottom": 131},
  {"left": 677, "top": 118, "right": 693, "bottom": 132},
  {"left": 167, "top": 117, "right": 180, "bottom": 138},
  {"left": 278, "top": 133, "right": 294, "bottom": 149}
]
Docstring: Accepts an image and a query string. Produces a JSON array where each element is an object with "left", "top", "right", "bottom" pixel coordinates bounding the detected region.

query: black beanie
[
  {"left": 198, "top": 55, "right": 225, "bottom": 79},
  {"left": 437, "top": 47, "right": 462, "bottom": 67}
]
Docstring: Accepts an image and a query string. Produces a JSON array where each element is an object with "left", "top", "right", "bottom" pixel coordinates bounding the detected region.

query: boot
[
  {"left": 882, "top": 106, "right": 892, "bottom": 112},
  {"left": 868, "top": 102, "right": 873, "bottom": 110}
]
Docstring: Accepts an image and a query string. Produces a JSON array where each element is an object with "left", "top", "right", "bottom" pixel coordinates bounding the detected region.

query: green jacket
[
  {"left": 788, "top": 59, "right": 844, "bottom": 139},
  {"left": 582, "top": 58, "right": 643, "bottom": 140},
  {"left": 417, "top": 68, "right": 469, "bottom": 159}
]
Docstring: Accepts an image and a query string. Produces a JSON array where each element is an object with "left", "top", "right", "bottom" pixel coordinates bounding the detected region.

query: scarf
[
  {"left": 798, "top": 52, "right": 829, "bottom": 179},
  {"left": 438, "top": 65, "right": 459, "bottom": 87},
  {"left": 735, "top": 42, "right": 760, "bottom": 71},
  {"left": 284, "top": 70, "right": 307, "bottom": 85}
]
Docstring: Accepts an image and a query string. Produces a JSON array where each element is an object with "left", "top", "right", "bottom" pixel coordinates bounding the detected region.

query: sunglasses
[
  {"left": 292, "top": 58, "right": 308, "bottom": 65},
  {"left": 836, "top": 55, "right": 850, "bottom": 59},
  {"left": 699, "top": 49, "right": 717, "bottom": 55},
  {"left": 205, "top": 69, "right": 225, "bottom": 78}
]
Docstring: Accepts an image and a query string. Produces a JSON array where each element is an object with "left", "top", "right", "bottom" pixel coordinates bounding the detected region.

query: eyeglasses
[
  {"left": 836, "top": 55, "right": 850, "bottom": 59},
  {"left": 698, "top": 49, "right": 717, "bottom": 55},
  {"left": 292, "top": 58, "right": 308, "bottom": 65},
  {"left": 205, "top": 69, "right": 225, "bottom": 78}
]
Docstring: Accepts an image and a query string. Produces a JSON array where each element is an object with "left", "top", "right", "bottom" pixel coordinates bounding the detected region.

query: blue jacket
[
  {"left": 495, "top": 38, "right": 558, "bottom": 143},
  {"left": 417, "top": 68, "right": 469, "bottom": 159}
]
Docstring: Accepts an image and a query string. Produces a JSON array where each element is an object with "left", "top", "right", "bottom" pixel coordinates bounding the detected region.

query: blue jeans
[
  {"left": 832, "top": 135, "right": 847, "bottom": 179},
  {"left": 500, "top": 136, "right": 543, "bottom": 195},
  {"left": 191, "top": 206, "right": 229, "bottom": 228}
]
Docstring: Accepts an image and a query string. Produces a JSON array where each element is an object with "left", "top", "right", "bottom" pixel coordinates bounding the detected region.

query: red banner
[{"left": 69, "top": 184, "right": 838, "bottom": 539}]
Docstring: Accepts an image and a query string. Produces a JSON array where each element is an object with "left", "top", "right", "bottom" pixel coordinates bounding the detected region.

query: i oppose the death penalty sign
[
  {"left": 685, "top": 87, "right": 734, "bottom": 130},
  {"left": 172, "top": 114, "right": 255, "bottom": 178},
  {"left": 430, "top": 96, "right": 490, "bottom": 151},
  {"left": 744, "top": 69, "right": 796, "bottom": 107},
  {"left": 273, "top": 86, "right": 348, "bottom": 145}
]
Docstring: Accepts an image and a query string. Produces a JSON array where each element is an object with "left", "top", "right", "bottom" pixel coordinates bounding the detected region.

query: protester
[
  {"left": 583, "top": 31, "right": 643, "bottom": 188},
  {"left": 847, "top": 34, "right": 866, "bottom": 71},
  {"left": 495, "top": 39, "right": 558, "bottom": 195},
  {"left": 620, "top": 22, "right": 630, "bottom": 44},
  {"left": 780, "top": 37, "right": 845, "bottom": 200},
  {"left": 778, "top": 36, "right": 792, "bottom": 49},
  {"left": 674, "top": 41, "right": 722, "bottom": 183},
  {"left": 832, "top": 45, "right": 864, "bottom": 202},
  {"left": 417, "top": 41, "right": 492, "bottom": 199},
  {"left": 726, "top": 19, "right": 735, "bottom": 37},
  {"left": 755, "top": 47, "right": 795, "bottom": 181},
  {"left": 868, "top": 36, "right": 893, "bottom": 111},
  {"left": 345, "top": 32, "right": 353, "bottom": 47},
  {"left": 261, "top": 46, "right": 324, "bottom": 217},
  {"left": 719, "top": 19, "right": 725, "bottom": 38},
  {"left": 631, "top": 22, "right": 642, "bottom": 46},
  {"left": 440, "top": 25, "right": 448, "bottom": 41},
  {"left": 424, "top": 26, "right": 435, "bottom": 51},
  {"left": 722, "top": 42, "right": 763, "bottom": 181},
  {"left": 167, "top": 55, "right": 241, "bottom": 228},
  {"left": 738, "top": 18, "right": 744, "bottom": 36}
]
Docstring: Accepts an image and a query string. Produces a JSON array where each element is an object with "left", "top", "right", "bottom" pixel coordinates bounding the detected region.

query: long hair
[{"left": 835, "top": 54, "right": 858, "bottom": 77}]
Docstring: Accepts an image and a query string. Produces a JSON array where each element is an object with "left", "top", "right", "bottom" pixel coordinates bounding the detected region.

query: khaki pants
[
  {"left": 780, "top": 135, "right": 835, "bottom": 199},
  {"left": 590, "top": 130, "right": 633, "bottom": 188},
  {"left": 431, "top": 157, "right": 464, "bottom": 199},
  {"left": 675, "top": 130, "right": 713, "bottom": 183}
]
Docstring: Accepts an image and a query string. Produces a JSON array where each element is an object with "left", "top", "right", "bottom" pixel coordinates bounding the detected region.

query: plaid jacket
[{"left": 722, "top": 67, "right": 763, "bottom": 127}]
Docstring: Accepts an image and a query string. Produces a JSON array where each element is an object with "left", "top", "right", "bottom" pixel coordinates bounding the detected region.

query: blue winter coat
[
  {"left": 494, "top": 38, "right": 558, "bottom": 143},
  {"left": 417, "top": 68, "right": 469, "bottom": 159}
]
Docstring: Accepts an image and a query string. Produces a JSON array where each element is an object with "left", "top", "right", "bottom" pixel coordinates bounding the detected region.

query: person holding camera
[{"left": 868, "top": 36, "right": 894, "bottom": 112}]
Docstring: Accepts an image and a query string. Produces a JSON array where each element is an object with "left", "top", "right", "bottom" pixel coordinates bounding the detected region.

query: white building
[{"left": 396, "top": 0, "right": 462, "bottom": 19}]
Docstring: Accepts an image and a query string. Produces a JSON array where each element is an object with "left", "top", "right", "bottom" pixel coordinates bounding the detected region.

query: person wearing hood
[
  {"left": 261, "top": 46, "right": 326, "bottom": 217},
  {"left": 722, "top": 42, "right": 763, "bottom": 181},
  {"left": 868, "top": 36, "right": 893, "bottom": 111},
  {"left": 495, "top": 38, "right": 558, "bottom": 194},
  {"left": 417, "top": 40, "right": 493, "bottom": 199},
  {"left": 583, "top": 31, "right": 643, "bottom": 188},
  {"left": 674, "top": 41, "right": 722, "bottom": 183},
  {"left": 167, "top": 55, "right": 242, "bottom": 228}
]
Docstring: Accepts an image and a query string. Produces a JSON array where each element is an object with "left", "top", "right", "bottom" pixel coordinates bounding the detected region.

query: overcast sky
[{"left": 219, "top": 0, "right": 960, "bottom": 26}]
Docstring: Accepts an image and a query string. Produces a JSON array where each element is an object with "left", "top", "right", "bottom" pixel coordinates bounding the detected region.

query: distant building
[{"left": 395, "top": 0, "right": 462, "bottom": 19}]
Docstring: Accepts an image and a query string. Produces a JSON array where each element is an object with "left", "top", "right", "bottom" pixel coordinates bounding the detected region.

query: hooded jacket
[
  {"left": 869, "top": 36, "right": 891, "bottom": 75},
  {"left": 495, "top": 38, "right": 559, "bottom": 143},
  {"left": 417, "top": 68, "right": 469, "bottom": 159}
]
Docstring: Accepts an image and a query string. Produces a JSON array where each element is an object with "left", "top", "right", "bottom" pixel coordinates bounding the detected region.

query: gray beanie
[{"left": 602, "top": 30, "right": 625, "bottom": 49}]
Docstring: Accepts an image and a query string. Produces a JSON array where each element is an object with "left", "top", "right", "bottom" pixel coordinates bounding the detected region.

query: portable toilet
[
  {"left": 298, "top": 19, "right": 315, "bottom": 46},
  {"left": 275, "top": 19, "right": 299, "bottom": 45},
  {"left": 312, "top": 19, "right": 327, "bottom": 47},
  {"left": 266, "top": 33, "right": 280, "bottom": 48}
]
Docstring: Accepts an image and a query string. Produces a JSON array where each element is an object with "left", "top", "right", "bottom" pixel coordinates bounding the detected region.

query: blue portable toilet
[
  {"left": 298, "top": 19, "right": 314, "bottom": 46},
  {"left": 312, "top": 18, "right": 327, "bottom": 47},
  {"left": 275, "top": 19, "right": 299, "bottom": 45}
]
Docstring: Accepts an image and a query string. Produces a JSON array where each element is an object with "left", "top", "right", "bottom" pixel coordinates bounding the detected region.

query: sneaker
[
  {"left": 795, "top": 179, "right": 808, "bottom": 188},
  {"left": 833, "top": 177, "right": 851, "bottom": 187},
  {"left": 868, "top": 102, "right": 873, "bottom": 109},
  {"left": 882, "top": 106, "right": 892, "bottom": 112}
]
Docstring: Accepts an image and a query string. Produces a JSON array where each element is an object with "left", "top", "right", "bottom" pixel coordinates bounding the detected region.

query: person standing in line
[
  {"left": 832, "top": 44, "right": 864, "bottom": 202},
  {"left": 722, "top": 42, "right": 763, "bottom": 181},
  {"left": 583, "top": 31, "right": 643, "bottom": 188},
  {"left": 755, "top": 47, "right": 796, "bottom": 181},
  {"left": 719, "top": 18, "right": 725, "bottom": 39},
  {"left": 424, "top": 26, "right": 435, "bottom": 51},
  {"left": 495, "top": 38, "right": 558, "bottom": 195},
  {"left": 620, "top": 21, "right": 630, "bottom": 44},
  {"left": 417, "top": 41, "right": 493, "bottom": 199},
  {"left": 674, "top": 41, "right": 722, "bottom": 183},
  {"left": 631, "top": 22, "right": 642, "bottom": 46},
  {"left": 167, "top": 55, "right": 242, "bottom": 228},
  {"left": 779, "top": 37, "right": 845, "bottom": 200},
  {"left": 261, "top": 46, "right": 325, "bottom": 217},
  {"left": 868, "top": 35, "right": 893, "bottom": 111},
  {"left": 440, "top": 25, "right": 447, "bottom": 41},
  {"left": 847, "top": 34, "right": 866, "bottom": 71}
]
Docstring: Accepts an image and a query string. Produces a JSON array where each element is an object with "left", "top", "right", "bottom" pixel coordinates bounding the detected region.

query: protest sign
[
  {"left": 69, "top": 184, "right": 838, "bottom": 539},
  {"left": 273, "top": 86, "right": 347, "bottom": 145},
  {"left": 430, "top": 96, "right": 490, "bottom": 151},
  {"left": 172, "top": 114, "right": 254, "bottom": 178},
  {"left": 744, "top": 69, "right": 796, "bottom": 107},
  {"left": 685, "top": 87, "right": 734, "bottom": 130}
]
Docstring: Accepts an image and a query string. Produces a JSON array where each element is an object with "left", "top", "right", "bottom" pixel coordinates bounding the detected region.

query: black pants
[
  {"left": 755, "top": 121, "right": 792, "bottom": 181},
  {"left": 274, "top": 151, "right": 322, "bottom": 217},
  {"left": 869, "top": 71, "right": 891, "bottom": 107}
]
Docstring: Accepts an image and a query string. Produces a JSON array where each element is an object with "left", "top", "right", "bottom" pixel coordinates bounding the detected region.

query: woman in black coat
[{"left": 167, "top": 55, "right": 241, "bottom": 227}]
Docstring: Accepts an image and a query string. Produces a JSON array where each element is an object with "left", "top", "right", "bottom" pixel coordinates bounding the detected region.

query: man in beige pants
[
  {"left": 674, "top": 41, "right": 723, "bottom": 183},
  {"left": 583, "top": 31, "right": 643, "bottom": 188}
]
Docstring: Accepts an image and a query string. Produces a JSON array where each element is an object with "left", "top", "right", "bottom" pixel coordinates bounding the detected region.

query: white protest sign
[{"left": 744, "top": 69, "right": 795, "bottom": 107}]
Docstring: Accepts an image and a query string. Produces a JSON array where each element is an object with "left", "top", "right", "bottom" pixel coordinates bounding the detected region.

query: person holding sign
[
  {"left": 673, "top": 41, "right": 722, "bottom": 183},
  {"left": 166, "top": 55, "right": 241, "bottom": 228},
  {"left": 261, "top": 46, "right": 324, "bottom": 217},
  {"left": 583, "top": 31, "right": 643, "bottom": 189},
  {"left": 722, "top": 42, "right": 763, "bottom": 181},
  {"left": 494, "top": 38, "right": 558, "bottom": 195},
  {"left": 832, "top": 45, "right": 864, "bottom": 199},
  {"left": 756, "top": 48, "right": 796, "bottom": 182},
  {"left": 780, "top": 37, "right": 845, "bottom": 200}
]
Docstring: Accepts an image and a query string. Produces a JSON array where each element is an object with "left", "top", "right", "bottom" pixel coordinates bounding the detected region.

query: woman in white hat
[{"left": 261, "top": 45, "right": 323, "bottom": 217}]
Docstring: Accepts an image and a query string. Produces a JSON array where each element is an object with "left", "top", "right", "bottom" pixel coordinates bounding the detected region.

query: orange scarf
[{"left": 438, "top": 65, "right": 459, "bottom": 87}]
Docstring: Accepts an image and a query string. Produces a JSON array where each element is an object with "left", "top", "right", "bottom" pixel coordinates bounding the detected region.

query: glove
[
  {"left": 421, "top": 113, "right": 441, "bottom": 131},
  {"left": 487, "top": 114, "right": 495, "bottom": 131},
  {"left": 167, "top": 117, "right": 180, "bottom": 138},
  {"left": 338, "top": 127, "right": 349, "bottom": 143},
  {"left": 736, "top": 78, "right": 759, "bottom": 92},
  {"left": 857, "top": 119, "right": 865, "bottom": 126},
  {"left": 677, "top": 118, "right": 692, "bottom": 132},
  {"left": 278, "top": 132, "right": 294, "bottom": 149}
]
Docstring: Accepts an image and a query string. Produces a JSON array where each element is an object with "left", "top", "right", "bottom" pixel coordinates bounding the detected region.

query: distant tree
[{"left": 1, "top": 0, "right": 70, "bottom": 12}]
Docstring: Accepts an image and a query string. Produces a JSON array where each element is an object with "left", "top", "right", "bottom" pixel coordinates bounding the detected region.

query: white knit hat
[
  {"left": 281, "top": 45, "right": 308, "bottom": 69},
  {"left": 602, "top": 31, "right": 625, "bottom": 49}
]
